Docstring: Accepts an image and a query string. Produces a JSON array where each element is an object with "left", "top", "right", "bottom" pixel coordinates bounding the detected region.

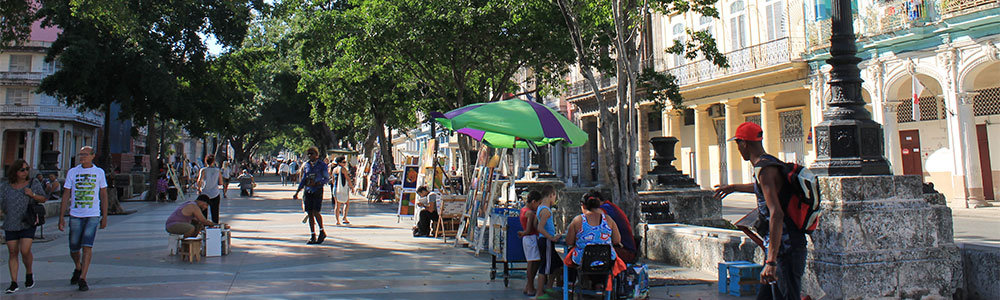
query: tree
[
  {"left": 554, "top": 0, "right": 728, "bottom": 228},
  {"left": 32, "top": 0, "right": 254, "bottom": 200},
  {"left": 0, "top": 0, "right": 35, "bottom": 46}
]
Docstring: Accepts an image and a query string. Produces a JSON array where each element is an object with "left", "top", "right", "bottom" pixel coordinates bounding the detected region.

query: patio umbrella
[{"left": 431, "top": 99, "right": 588, "bottom": 149}]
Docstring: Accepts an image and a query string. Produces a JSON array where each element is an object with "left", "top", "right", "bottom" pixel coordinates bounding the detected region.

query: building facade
[
  {"left": 0, "top": 23, "right": 102, "bottom": 177},
  {"left": 802, "top": 0, "right": 1000, "bottom": 207}
]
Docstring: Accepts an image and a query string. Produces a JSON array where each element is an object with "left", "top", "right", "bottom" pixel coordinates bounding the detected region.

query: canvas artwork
[{"left": 403, "top": 165, "right": 419, "bottom": 189}]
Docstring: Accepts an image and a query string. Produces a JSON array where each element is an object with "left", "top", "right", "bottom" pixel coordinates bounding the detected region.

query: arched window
[
  {"left": 729, "top": 0, "right": 748, "bottom": 49},
  {"left": 765, "top": 0, "right": 787, "bottom": 41}
]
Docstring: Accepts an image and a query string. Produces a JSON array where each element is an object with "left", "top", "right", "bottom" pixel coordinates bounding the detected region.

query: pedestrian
[
  {"left": 518, "top": 191, "right": 542, "bottom": 296},
  {"left": 590, "top": 160, "right": 597, "bottom": 182},
  {"left": 330, "top": 156, "right": 353, "bottom": 225},
  {"left": 714, "top": 122, "right": 808, "bottom": 300},
  {"left": 290, "top": 160, "right": 299, "bottom": 182},
  {"left": 1, "top": 159, "right": 47, "bottom": 294},
  {"left": 221, "top": 161, "right": 232, "bottom": 198},
  {"left": 279, "top": 160, "right": 291, "bottom": 186},
  {"left": 413, "top": 186, "right": 437, "bottom": 236},
  {"left": 57, "top": 146, "right": 109, "bottom": 291},
  {"left": 534, "top": 185, "right": 562, "bottom": 300},
  {"left": 590, "top": 190, "right": 638, "bottom": 263},
  {"left": 196, "top": 154, "right": 224, "bottom": 224},
  {"left": 293, "top": 147, "right": 329, "bottom": 244}
]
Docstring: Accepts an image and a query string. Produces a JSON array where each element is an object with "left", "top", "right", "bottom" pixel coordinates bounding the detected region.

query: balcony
[
  {"left": 0, "top": 104, "right": 104, "bottom": 127},
  {"left": 942, "top": 0, "right": 999, "bottom": 15},
  {"left": 664, "top": 37, "right": 805, "bottom": 87},
  {"left": 0, "top": 72, "right": 46, "bottom": 86}
]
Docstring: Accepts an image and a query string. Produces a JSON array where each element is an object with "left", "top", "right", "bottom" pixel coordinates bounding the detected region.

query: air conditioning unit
[{"left": 708, "top": 104, "right": 725, "bottom": 118}]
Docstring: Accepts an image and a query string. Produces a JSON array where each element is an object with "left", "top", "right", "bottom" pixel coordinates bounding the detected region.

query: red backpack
[{"left": 781, "top": 162, "right": 821, "bottom": 234}]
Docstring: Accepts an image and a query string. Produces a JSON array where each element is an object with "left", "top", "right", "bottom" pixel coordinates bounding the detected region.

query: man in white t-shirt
[{"left": 57, "top": 146, "right": 108, "bottom": 292}]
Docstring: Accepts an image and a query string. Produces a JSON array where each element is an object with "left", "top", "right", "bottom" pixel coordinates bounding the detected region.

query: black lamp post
[{"left": 810, "top": 0, "right": 891, "bottom": 176}]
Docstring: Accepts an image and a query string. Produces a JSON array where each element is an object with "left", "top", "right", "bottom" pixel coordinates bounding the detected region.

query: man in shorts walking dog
[{"left": 58, "top": 146, "right": 109, "bottom": 291}]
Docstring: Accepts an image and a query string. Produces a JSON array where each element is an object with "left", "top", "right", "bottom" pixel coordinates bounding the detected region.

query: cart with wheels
[{"left": 489, "top": 213, "right": 527, "bottom": 287}]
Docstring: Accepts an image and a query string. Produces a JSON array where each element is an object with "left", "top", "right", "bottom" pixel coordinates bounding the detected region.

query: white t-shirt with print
[{"left": 63, "top": 165, "right": 108, "bottom": 217}]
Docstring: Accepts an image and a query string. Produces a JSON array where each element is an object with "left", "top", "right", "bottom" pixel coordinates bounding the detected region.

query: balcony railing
[
  {"left": 0, "top": 72, "right": 46, "bottom": 85},
  {"left": 565, "top": 37, "right": 804, "bottom": 98},
  {"left": 665, "top": 37, "right": 805, "bottom": 87},
  {"left": 0, "top": 104, "right": 103, "bottom": 126},
  {"left": 942, "top": 0, "right": 999, "bottom": 14}
]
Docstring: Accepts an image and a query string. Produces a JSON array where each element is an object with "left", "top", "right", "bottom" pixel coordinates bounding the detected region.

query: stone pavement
[{"left": 1, "top": 181, "right": 753, "bottom": 299}]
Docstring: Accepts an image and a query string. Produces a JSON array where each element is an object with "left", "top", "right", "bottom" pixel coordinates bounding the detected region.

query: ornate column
[
  {"left": 724, "top": 99, "right": 744, "bottom": 184},
  {"left": 693, "top": 105, "right": 712, "bottom": 188}
]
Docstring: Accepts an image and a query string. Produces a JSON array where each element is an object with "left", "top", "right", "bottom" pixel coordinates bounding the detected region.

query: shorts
[
  {"left": 537, "top": 236, "right": 563, "bottom": 275},
  {"left": 69, "top": 216, "right": 101, "bottom": 252},
  {"left": 4, "top": 227, "right": 36, "bottom": 241},
  {"left": 303, "top": 190, "right": 323, "bottom": 212},
  {"left": 166, "top": 222, "right": 195, "bottom": 235},
  {"left": 522, "top": 234, "right": 540, "bottom": 262}
]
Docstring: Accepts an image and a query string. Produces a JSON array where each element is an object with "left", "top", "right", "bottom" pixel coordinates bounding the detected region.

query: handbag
[{"left": 23, "top": 200, "right": 46, "bottom": 227}]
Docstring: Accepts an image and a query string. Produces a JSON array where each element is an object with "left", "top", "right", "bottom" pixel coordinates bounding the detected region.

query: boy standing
[{"left": 58, "top": 146, "right": 109, "bottom": 291}]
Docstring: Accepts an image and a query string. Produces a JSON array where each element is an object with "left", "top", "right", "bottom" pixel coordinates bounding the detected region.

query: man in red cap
[{"left": 714, "top": 122, "right": 807, "bottom": 300}]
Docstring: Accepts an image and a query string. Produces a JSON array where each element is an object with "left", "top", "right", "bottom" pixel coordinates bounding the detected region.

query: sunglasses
[{"left": 18, "top": 167, "right": 30, "bottom": 172}]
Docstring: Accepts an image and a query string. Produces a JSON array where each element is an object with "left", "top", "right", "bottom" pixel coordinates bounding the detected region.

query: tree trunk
[
  {"left": 375, "top": 117, "right": 395, "bottom": 174},
  {"left": 145, "top": 113, "right": 159, "bottom": 201},
  {"left": 97, "top": 103, "right": 113, "bottom": 171}
]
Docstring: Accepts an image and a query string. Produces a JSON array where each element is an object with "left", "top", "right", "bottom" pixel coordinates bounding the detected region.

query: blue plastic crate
[
  {"left": 727, "top": 263, "right": 762, "bottom": 297},
  {"left": 718, "top": 261, "right": 753, "bottom": 294}
]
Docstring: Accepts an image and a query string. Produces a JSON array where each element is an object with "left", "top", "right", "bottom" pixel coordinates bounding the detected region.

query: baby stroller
[{"left": 563, "top": 244, "right": 616, "bottom": 300}]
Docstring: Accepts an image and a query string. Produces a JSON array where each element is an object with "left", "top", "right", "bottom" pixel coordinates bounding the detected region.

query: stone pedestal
[
  {"left": 803, "top": 175, "right": 962, "bottom": 299},
  {"left": 638, "top": 189, "right": 728, "bottom": 228}
]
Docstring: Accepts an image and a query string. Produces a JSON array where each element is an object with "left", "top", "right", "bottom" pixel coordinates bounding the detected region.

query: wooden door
[
  {"left": 977, "top": 124, "right": 995, "bottom": 201},
  {"left": 899, "top": 130, "right": 922, "bottom": 176}
]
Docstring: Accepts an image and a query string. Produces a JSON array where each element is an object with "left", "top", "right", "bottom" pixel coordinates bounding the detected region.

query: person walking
[
  {"left": 293, "top": 147, "right": 329, "bottom": 244},
  {"left": 58, "top": 146, "right": 109, "bottom": 291},
  {"left": 1, "top": 160, "right": 47, "bottom": 293},
  {"left": 279, "top": 160, "right": 291, "bottom": 186},
  {"left": 330, "top": 156, "right": 353, "bottom": 225},
  {"left": 196, "top": 154, "right": 224, "bottom": 224},
  {"left": 714, "top": 122, "right": 808, "bottom": 300},
  {"left": 221, "top": 161, "right": 232, "bottom": 198}
]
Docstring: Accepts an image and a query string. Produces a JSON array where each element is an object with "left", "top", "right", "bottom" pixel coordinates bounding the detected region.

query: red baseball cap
[{"left": 729, "top": 122, "right": 763, "bottom": 142}]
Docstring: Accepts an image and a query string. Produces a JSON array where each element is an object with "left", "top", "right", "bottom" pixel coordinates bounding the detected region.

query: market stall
[{"left": 431, "top": 99, "right": 589, "bottom": 287}]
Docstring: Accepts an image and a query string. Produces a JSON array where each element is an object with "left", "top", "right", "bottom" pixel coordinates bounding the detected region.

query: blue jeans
[
  {"left": 757, "top": 246, "right": 807, "bottom": 300},
  {"left": 69, "top": 216, "right": 101, "bottom": 253}
]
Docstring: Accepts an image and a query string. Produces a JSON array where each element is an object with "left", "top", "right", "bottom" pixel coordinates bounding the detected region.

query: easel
[
  {"left": 167, "top": 163, "right": 185, "bottom": 201},
  {"left": 454, "top": 149, "right": 511, "bottom": 255}
]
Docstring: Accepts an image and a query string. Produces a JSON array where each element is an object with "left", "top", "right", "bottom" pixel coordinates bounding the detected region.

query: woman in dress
[
  {"left": 221, "top": 161, "right": 232, "bottom": 198},
  {"left": 330, "top": 156, "right": 354, "bottom": 225},
  {"left": 1, "top": 159, "right": 47, "bottom": 293}
]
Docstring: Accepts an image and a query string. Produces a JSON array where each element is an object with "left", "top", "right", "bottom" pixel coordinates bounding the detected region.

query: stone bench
[{"left": 642, "top": 223, "right": 763, "bottom": 274}]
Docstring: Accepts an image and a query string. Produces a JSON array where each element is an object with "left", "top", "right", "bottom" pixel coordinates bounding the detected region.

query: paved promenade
[{"left": 0, "top": 181, "right": 751, "bottom": 299}]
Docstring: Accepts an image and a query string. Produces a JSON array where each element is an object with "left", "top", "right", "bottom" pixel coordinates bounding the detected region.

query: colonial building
[
  {"left": 567, "top": 0, "right": 814, "bottom": 190},
  {"left": 802, "top": 0, "right": 1000, "bottom": 207},
  {"left": 0, "top": 23, "right": 102, "bottom": 176}
]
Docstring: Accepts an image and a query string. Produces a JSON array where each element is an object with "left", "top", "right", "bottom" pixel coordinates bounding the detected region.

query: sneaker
[
  {"left": 70, "top": 269, "right": 81, "bottom": 285},
  {"left": 316, "top": 231, "right": 327, "bottom": 244},
  {"left": 307, "top": 234, "right": 317, "bottom": 244},
  {"left": 78, "top": 279, "right": 89, "bottom": 291},
  {"left": 5, "top": 282, "right": 17, "bottom": 294},
  {"left": 24, "top": 274, "right": 33, "bottom": 288}
]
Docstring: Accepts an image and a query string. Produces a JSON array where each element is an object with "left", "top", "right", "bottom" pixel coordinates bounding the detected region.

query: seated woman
[
  {"left": 165, "top": 195, "right": 216, "bottom": 237},
  {"left": 563, "top": 194, "right": 624, "bottom": 291}
]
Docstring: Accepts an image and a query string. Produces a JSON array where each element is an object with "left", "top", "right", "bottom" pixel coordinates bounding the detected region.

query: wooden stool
[
  {"left": 179, "top": 238, "right": 202, "bottom": 263},
  {"left": 168, "top": 234, "right": 183, "bottom": 255}
]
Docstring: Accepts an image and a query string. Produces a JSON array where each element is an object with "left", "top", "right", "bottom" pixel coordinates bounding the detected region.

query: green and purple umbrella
[{"left": 431, "top": 99, "right": 588, "bottom": 149}]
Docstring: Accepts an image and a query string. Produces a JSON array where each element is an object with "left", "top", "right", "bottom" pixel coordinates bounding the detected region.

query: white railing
[
  {"left": 0, "top": 72, "right": 45, "bottom": 82},
  {"left": 942, "top": 0, "right": 999, "bottom": 14},
  {"left": 0, "top": 104, "right": 103, "bottom": 126},
  {"left": 566, "top": 37, "right": 805, "bottom": 97}
]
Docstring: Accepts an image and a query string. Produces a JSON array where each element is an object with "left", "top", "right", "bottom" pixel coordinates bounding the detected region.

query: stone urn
[
  {"left": 40, "top": 150, "right": 60, "bottom": 172},
  {"left": 641, "top": 137, "right": 697, "bottom": 190}
]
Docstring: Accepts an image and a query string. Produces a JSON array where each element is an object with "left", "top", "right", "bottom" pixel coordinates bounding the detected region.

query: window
[
  {"left": 6, "top": 88, "right": 30, "bottom": 105},
  {"left": 673, "top": 24, "right": 686, "bottom": 67},
  {"left": 648, "top": 111, "right": 663, "bottom": 132},
  {"left": 729, "top": 0, "right": 748, "bottom": 50},
  {"left": 42, "top": 60, "right": 60, "bottom": 74},
  {"left": 698, "top": 15, "right": 715, "bottom": 38},
  {"left": 765, "top": 0, "right": 787, "bottom": 41},
  {"left": 8, "top": 55, "right": 32, "bottom": 72},
  {"left": 683, "top": 108, "right": 695, "bottom": 125}
]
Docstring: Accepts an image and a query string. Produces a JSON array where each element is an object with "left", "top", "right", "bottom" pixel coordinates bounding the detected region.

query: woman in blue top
[
  {"left": 534, "top": 185, "right": 561, "bottom": 300},
  {"left": 566, "top": 194, "right": 620, "bottom": 266}
]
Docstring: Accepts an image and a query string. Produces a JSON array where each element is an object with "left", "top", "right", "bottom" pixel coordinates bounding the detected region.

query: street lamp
[{"left": 809, "top": 0, "right": 891, "bottom": 176}]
